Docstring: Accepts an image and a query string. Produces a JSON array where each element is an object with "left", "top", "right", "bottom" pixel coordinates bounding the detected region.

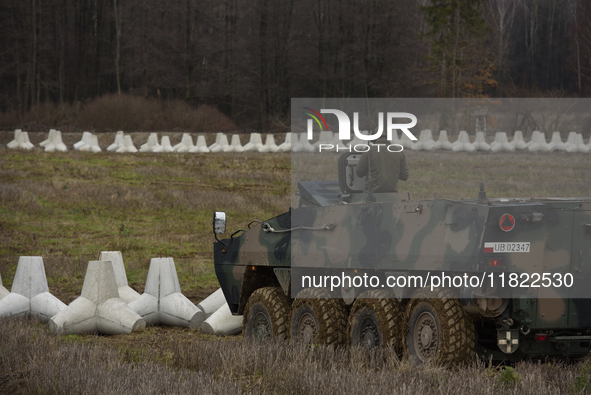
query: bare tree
[{"left": 486, "top": 0, "right": 516, "bottom": 77}]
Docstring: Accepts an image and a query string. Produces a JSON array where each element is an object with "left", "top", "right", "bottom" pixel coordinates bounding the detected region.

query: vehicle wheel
[
  {"left": 405, "top": 288, "right": 475, "bottom": 365},
  {"left": 290, "top": 288, "right": 348, "bottom": 345},
  {"left": 243, "top": 287, "right": 290, "bottom": 340},
  {"left": 348, "top": 290, "right": 403, "bottom": 355}
]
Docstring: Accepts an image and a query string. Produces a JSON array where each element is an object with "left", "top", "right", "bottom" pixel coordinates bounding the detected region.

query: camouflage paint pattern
[{"left": 214, "top": 180, "right": 591, "bottom": 360}]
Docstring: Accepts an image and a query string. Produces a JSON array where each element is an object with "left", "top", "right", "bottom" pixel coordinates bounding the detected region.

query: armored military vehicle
[{"left": 213, "top": 151, "right": 591, "bottom": 364}]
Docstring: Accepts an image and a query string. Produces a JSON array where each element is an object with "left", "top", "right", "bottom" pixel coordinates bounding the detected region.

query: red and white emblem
[{"left": 499, "top": 213, "right": 515, "bottom": 232}]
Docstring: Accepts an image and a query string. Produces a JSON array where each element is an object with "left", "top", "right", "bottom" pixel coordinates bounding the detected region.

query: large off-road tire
[
  {"left": 405, "top": 288, "right": 475, "bottom": 365},
  {"left": 289, "top": 288, "right": 348, "bottom": 345},
  {"left": 243, "top": 287, "right": 290, "bottom": 340},
  {"left": 348, "top": 290, "right": 403, "bottom": 355}
]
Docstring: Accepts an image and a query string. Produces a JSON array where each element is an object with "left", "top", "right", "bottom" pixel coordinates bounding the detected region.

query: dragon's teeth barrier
[
  {"left": 0, "top": 256, "right": 66, "bottom": 322},
  {"left": 201, "top": 302, "right": 242, "bottom": 336},
  {"left": 49, "top": 260, "right": 145, "bottom": 335},
  {"left": 128, "top": 257, "right": 202, "bottom": 328}
]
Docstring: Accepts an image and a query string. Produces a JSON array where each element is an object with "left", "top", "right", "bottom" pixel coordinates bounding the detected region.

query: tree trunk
[{"left": 113, "top": 0, "right": 121, "bottom": 94}]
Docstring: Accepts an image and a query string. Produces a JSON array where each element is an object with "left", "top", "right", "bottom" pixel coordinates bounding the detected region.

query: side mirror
[
  {"left": 337, "top": 152, "right": 366, "bottom": 193},
  {"left": 213, "top": 211, "right": 226, "bottom": 234}
]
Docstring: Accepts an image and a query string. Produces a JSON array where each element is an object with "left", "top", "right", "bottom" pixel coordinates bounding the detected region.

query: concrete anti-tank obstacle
[
  {"left": 577, "top": 134, "right": 590, "bottom": 153},
  {"left": 15, "top": 131, "right": 35, "bottom": 150},
  {"left": 44, "top": 130, "right": 68, "bottom": 152},
  {"left": 74, "top": 132, "right": 92, "bottom": 150},
  {"left": 566, "top": 133, "right": 587, "bottom": 153},
  {"left": 473, "top": 131, "right": 491, "bottom": 151},
  {"left": 107, "top": 131, "right": 125, "bottom": 152},
  {"left": 567, "top": 133, "right": 591, "bottom": 153},
  {"left": 291, "top": 133, "right": 304, "bottom": 152},
  {"left": 201, "top": 302, "right": 242, "bottom": 336},
  {"left": 222, "top": 134, "right": 241, "bottom": 152},
  {"left": 421, "top": 130, "right": 436, "bottom": 150},
  {"left": 527, "top": 131, "right": 552, "bottom": 152},
  {"left": 462, "top": 131, "right": 476, "bottom": 151},
  {"left": 256, "top": 135, "right": 271, "bottom": 153},
  {"left": 511, "top": 131, "right": 528, "bottom": 150},
  {"left": 77, "top": 132, "right": 100, "bottom": 151},
  {"left": 40, "top": 129, "right": 56, "bottom": 147},
  {"left": 193, "top": 288, "right": 226, "bottom": 325},
  {"left": 490, "top": 133, "right": 504, "bottom": 152},
  {"left": 451, "top": 131, "right": 476, "bottom": 152},
  {"left": 149, "top": 133, "right": 164, "bottom": 153},
  {"left": 224, "top": 134, "right": 244, "bottom": 152},
  {"left": 7, "top": 129, "right": 22, "bottom": 149},
  {"left": 526, "top": 131, "right": 541, "bottom": 152},
  {"left": 125, "top": 135, "right": 138, "bottom": 153},
  {"left": 128, "top": 258, "right": 201, "bottom": 328},
  {"left": 160, "top": 136, "right": 175, "bottom": 153},
  {"left": 300, "top": 132, "right": 316, "bottom": 152},
  {"left": 242, "top": 133, "right": 264, "bottom": 152},
  {"left": 0, "top": 273, "right": 11, "bottom": 300},
  {"left": 549, "top": 131, "right": 568, "bottom": 151},
  {"left": 399, "top": 132, "right": 416, "bottom": 149},
  {"left": 433, "top": 130, "right": 452, "bottom": 150},
  {"left": 86, "top": 135, "right": 102, "bottom": 153},
  {"left": 215, "top": 133, "right": 230, "bottom": 152},
  {"left": 277, "top": 133, "right": 292, "bottom": 152},
  {"left": 292, "top": 132, "right": 315, "bottom": 152},
  {"left": 0, "top": 257, "right": 67, "bottom": 322},
  {"left": 43, "top": 130, "right": 58, "bottom": 152},
  {"left": 99, "top": 251, "right": 140, "bottom": 304},
  {"left": 261, "top": 134, "right": 280, "bottom": 153},
  {"left": 140, "top": 133, "right": 161, "bottom": 153},
  {"left": 537, "top": 131, "right": 553, "bottom": 151},
  {"left": 565, "top": 132, "right": 579, "bottom": 153},
  {"left": 49, "top": 260, "right": 145, "bottom": 335},
  {"left": 173, "top": 134, "right": 188, "bottom": 151},
  {"left": 209, "top": 133, "right": 230, "bottom": 153},
  {"left": 207, "top": 133, "right": 221, "bottom": 152},
  {"left": 79, "top": 134, "right": 93, "bottom": 152},
  {"left": 412, "top": 129, "right": 436, "bottom": 151},
  {"left": 117, "top": 135, "right": 138, "bottom": 153},
  {"left": 190, "top": 135, "right": 210, "bottom": 153},
  {"left": 409, "top": 131, "right": 422, "bottom": 150},
  {"left": 178, "top": 133, "right": 196, "bottom": 153},
  {"left": 564, "top": 132, "right": 577, "bottom": 152},
  {"left": 313, "top": 131, "right": 334, "bottom": 151},
  {"left": 490, "top": 132, "right": 515, "bottom": 152},
  {"left": 175, "top": 133, "right": 195, "bottom": 153},
  {"left": 450, "top": 131, "right": 463, "bottom": 151}
]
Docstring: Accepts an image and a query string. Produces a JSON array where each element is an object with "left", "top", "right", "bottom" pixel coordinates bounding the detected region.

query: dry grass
[
  {"left": 292, "top": 150, "right": 591, "bottom": 200},
  {"left": 0, "top": 146, "right": 290, "bottom": 302},
  {"left": 1, "top": 146, "right": 591, "bottom": 393},
  {"left": 0, "top": 318, "right": 588, "bottom": 394}
]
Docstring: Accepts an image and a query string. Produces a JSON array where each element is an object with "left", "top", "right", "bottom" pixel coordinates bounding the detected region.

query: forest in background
[{"left": 1, "top": 0, "right": 591, "bottom": 130}]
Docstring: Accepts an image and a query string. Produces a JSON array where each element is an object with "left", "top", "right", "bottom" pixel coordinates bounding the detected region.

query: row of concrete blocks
[
  {"left": 0, "top": 254, "right": 242, "bottom": 336},
  {"left": 311, "top": 130, "right": 591, "bottom": 153},
  {"left": 403, "top": 130, "right": 591, "bottom": 153},
  {"left": 6, "top": 129, "right": 292, "bottom": 153},
  {"left": 133, "top": 132, "right": 292, "bottom": 153},
  {"left": 10, "top": 128, "right": 591, "bottom": 154}
]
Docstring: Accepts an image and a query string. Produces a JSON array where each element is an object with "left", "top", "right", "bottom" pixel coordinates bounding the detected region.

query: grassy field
[
  {"left": 1, "top": 136, "right": 591, "bottom": 393},
  {"left": 0, "top": 130, "right": 291, "bottom": 303}
]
